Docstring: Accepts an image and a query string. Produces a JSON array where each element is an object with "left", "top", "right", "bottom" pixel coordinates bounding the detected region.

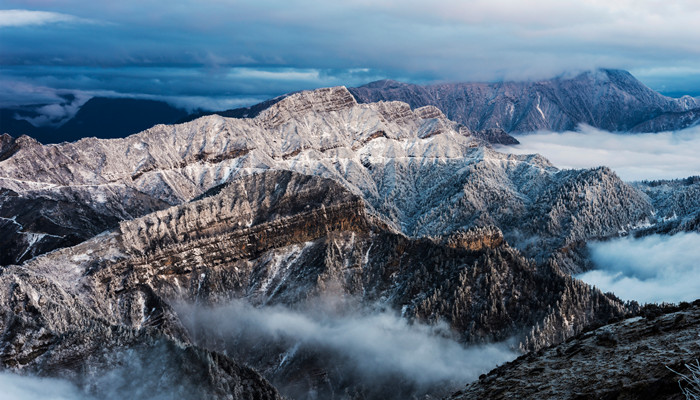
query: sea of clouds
[
  {"left": 502, "top": 125, "right": 700, "bottom": 181},
  {"left": 577, "top": 232, "right": 700, "bottom": 304}
]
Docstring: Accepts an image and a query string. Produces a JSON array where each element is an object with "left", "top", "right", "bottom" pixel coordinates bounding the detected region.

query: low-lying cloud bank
[
  {"left": 0, "top": 373, "right": 91, "bottom": 400},
  {"left": 503, "top": 125, "right": 700, "bottom": 181},
  {"left": 577, "top": 233, "right": 700, "bottom": 304},
  {"left": 178, "top": 299, "right": 517, "bottom": 399}
]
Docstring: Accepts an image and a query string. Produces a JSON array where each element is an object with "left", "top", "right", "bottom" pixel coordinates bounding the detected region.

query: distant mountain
[
  {"left": 186, "top": 69, "right": 700, "bottom": 141},
  {"left": 0, "top": 109, "right": 50, "bottom": 139},
  {"left": 348, "top": 69, "right": 700, "bottom": 133},
  {"left": 0, "top": 97, "right": 188, "bottom": 144}
]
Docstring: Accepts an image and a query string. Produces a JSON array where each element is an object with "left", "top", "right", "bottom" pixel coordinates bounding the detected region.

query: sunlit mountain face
[{"left": 1, "top": 2, "right": 699, "bottom": 399}]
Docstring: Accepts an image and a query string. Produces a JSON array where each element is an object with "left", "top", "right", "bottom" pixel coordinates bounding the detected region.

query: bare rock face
[
  {"left": 472, "top": 128, "right": 520, "bottom": 145},
  {"left": 257, "top": 86, "right": 359, "bottom": 129},
  {"left": 0, "top": 85, "right": 669, "bottom": 274},
  {"left": 0, "top": 170, "right": 630, "bottom": 399},
  {"left": 444, "top": 226, "right": 505, "bottom": 251},
  {"left": 349, "top": 70, "right": 700, "bottom": 133},
  {"left": 450, "top": 301, "right": 700, "bottom": 400},
  {"left": 0, "top": 134, "right": 24, "bottom": 161}
]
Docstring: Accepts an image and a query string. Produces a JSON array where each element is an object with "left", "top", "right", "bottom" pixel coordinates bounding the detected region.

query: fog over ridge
[
  {"left": 502, "top": 125, "right": 700, "bottom": 181},
  {"left": 0, "top": 373, "right": 91, "bottom": 400},
  {"left": 177, "top": 297, "right": 518, "bottom": 398},
  {"left": 577, "top": 233, "right": 700, "bottom": 304}
]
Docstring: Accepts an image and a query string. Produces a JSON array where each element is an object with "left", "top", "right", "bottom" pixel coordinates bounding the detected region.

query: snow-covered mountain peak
[
  {"left": 256, "top": 86, "right": 357, "bottom": 128},
  {"left": 0, "top": 83, "right": 666, "bottom": 269}
]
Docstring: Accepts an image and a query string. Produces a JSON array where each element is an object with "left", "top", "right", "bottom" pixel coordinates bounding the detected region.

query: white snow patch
[{"left": 71, "top": 253, "right": 91, "bottom": 263}]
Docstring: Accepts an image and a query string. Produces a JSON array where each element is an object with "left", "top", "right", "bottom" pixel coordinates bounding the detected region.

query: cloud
[
  {"left": 14, "top": 92, "right": 92, "bottom": 127},
  {"left": 502, "top": 126, "right": 700, "bottom": 181},
  {"left": 0, "top": 342, "right": 229, "bottom": 400},
  {"left": 0, "top": 373, "right": 91, "bottom": 400},
  {"left": 177, "top": 298, "right": 517, "bottom": 398},
  {"left": 0, "top": 9, "right": 93, "bottom": 28},
  {"left": 0, "top": 66, "right": 388, "bottom": 113},
  {"left": 2, "top": 1, "right": 700, "bottom": 99},
  {"left": 576, "top": 233, "right": 700, "bottom": 304}
]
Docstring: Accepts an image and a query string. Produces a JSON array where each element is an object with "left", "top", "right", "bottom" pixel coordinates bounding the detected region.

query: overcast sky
[{"left": 2, "top": 1, "right": 700, "bottom": 110}]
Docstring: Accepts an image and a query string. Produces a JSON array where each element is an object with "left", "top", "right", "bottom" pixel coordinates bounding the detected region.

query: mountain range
[
  {"left": 3, "top": 69, "right": 700, "bottom": 145},
  {"left": 0, "top": 85, "right": 698, "bottom": 399},
  {"left": 349, "top": 69, "right": 700, "bottom": 133}
]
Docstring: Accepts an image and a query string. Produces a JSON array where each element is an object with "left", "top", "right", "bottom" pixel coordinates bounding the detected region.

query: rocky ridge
[
  {"left": 451, "top": 301, "right": 700, "bottom": 400},
  {"left": 0, "top": 170, "right": 631, "bottom": 399},
  {"left": 0, "top": 86, "right": 666, "bottom": 273},
  {"left": 349, "top": 69, "right": 700, "bottom": 133}
]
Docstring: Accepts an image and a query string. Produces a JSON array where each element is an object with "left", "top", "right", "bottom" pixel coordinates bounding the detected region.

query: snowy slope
[
  {"left": 349, "top": 69, "right": 700, "bottom": 133},
  {"left": 0, "top": 86, "right": 670, "bottom": 268}
]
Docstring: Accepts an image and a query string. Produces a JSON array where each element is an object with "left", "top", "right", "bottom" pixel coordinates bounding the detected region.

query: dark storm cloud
[
  {"left": 0, "top": 65, "right": 388, "bottom": 112},
  {"left": 2, "top": 1, "right": 700, "bottom": 110}
]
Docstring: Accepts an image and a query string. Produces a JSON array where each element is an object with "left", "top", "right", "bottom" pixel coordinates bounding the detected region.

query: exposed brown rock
[{"left": 450, "top": 302, "right": 700, "bottom": 400}]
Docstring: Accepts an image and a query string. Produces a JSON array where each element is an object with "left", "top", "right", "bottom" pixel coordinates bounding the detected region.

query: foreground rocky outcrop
[
  {"left": 450, "top": 301, "right": 700, "bottom": 400},
  {"left": 0, "top": 235, "right": 281, "bottom": 399}
]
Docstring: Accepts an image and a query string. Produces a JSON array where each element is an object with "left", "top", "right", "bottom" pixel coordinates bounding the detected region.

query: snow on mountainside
[
  {"left": 0, "top": 86, "right": 666, "bottom": 271},
  {"left": 0, "top": 170, "right": 630, "bottom": 399},
  {"left": 0, "top": 85, "right": 697, "bottom": 399},
  {"left": 349, "top": 69, "right": 700, "bottom": 133},
  {"left": 1, "top": 86, "right": 692, "bottom": 271},
  {"left": 633, "top": 177, "right": 700, "bottom": 235}
]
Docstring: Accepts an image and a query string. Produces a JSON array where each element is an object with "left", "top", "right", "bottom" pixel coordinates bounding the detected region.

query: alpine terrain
[{"left": 0, "top": 86, "right": 698, "bottom": 399}]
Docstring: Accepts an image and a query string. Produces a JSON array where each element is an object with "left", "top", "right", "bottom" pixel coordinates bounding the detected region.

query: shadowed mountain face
[
  {"left": 0, "top": 170, "right": 629, "bottom": 399},
  {"left": 451, "top": 301, "right": 700, "bottom": 400},
  {"left": 349, "top": 69, "right": 700, "bottom": 133},
  {"left": 0, "top": 98, "right": 188, "bottom": 144}
]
